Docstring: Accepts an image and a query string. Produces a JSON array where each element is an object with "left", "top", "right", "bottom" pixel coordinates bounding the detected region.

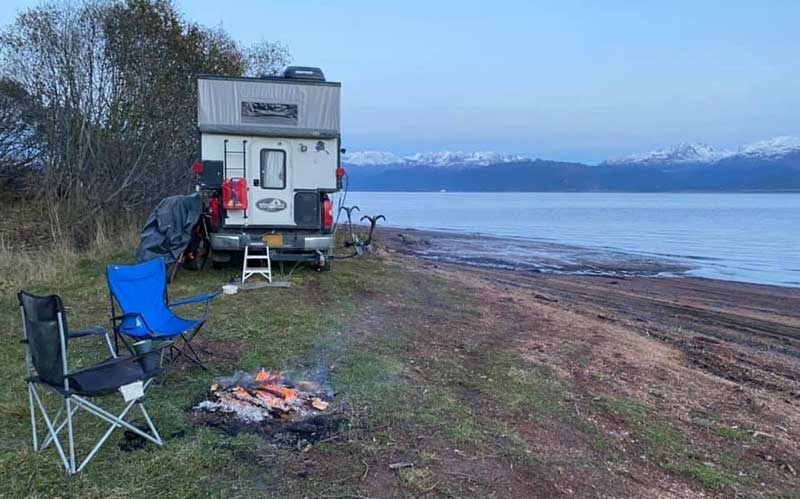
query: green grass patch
[
  {"left": 600, "top": 396, "right": 747, "bottom": 491},
  {"left": 716, "top": 424, "right": 754, "bottom": 444},
  {"left": 670, "top": 462, "right": 739, "bottom": 490}
]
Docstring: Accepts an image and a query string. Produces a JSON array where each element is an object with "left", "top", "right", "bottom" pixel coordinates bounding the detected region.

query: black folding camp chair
[{"left": 19, "top": 291, "right": 166, "bottom": 475}]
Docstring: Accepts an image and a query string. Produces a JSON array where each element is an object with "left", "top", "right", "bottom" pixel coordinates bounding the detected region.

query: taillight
[
  {"left": 222, "top": 178, "right": 248, "bottom": 210},
  {"left": 208, "top": 197, "right": 220, "bottom": 228},
  {"left": 322, "top": 199, "right": 333, "bottom": 231},
  {"left": 336, "top": 167, "right": 346, "bottom": 190}
]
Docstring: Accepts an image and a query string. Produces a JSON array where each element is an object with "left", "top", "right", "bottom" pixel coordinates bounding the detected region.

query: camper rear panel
[
  {"left": 199, "top": 134, "right": 337, "bottom": 228},
  {"left": 197, "top": 73, "right": 341, "bottom": 263}
]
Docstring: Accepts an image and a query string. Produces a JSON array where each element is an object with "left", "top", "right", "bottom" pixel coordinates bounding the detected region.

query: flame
[
  {"left": 253, "top": 368, "right": 298, "bottom": 401},
  {"left": 255, "top": 368, "right": 282, "bottom": 384},
  {"left": 232, "top": 386, "right": 251, "bottom": 398},
  {"left": 205, "top": 368, "right": 328, "bottom": 420},
  {"left": 254, "top": 390, "right": 285, "bottom": 407},
  {"left": 264, "top": 385, "right": 298, "bottom": 400}
]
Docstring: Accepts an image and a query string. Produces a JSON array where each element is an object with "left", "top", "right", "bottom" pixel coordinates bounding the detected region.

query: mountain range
[{"left": 343, "top": 137, "right": 800, "bottom": 192}]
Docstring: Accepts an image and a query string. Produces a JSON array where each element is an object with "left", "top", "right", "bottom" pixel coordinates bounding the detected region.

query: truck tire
[{"left": 211, "top": 250, "right": 233, "bottom": 269}]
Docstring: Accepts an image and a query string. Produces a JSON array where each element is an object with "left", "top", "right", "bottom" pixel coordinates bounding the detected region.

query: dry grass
[
  {"left": 0, "top": 218, "right": 141, "bottom": 294},
  {"left": 0, "top": 237, "right": 81, "bottom": 292}
]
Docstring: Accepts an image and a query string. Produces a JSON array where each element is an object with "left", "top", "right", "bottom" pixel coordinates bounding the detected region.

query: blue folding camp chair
[{"left": 106, "top": 258, "right": 220, "bottom": 369}]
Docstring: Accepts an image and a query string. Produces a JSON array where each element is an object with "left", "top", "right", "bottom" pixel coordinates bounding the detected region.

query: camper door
[{"left": 248, "top": 141, "right": 293, "bottom": 226}]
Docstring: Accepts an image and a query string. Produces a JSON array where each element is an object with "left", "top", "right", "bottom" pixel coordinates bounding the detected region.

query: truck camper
[{"left": 194, "top": 67, "right": 344, "bottom": 270}]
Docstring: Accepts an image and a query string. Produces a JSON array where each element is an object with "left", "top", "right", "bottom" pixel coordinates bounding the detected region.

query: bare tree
[
  {"left": 0, "top": 79, "right": 40, "bottom": 186},
  {"left": 244, "top": 40, "right": 292, "bottom": 77},
  {"left": 0, "top": 1, "right": 114, "bottom": 241},
  {"left": 0, "top": 0, "right": 291, "bottom": 246}
]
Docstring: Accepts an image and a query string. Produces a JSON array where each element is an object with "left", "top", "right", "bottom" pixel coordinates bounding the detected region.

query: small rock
[{"left": 398, "top": 234, "right": 420, "bottom": 245}]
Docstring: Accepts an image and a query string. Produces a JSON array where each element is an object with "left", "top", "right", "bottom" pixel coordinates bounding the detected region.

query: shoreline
[
  {"left": 371, "top": 224, "right": 799, "bottom": 289},
  {"left": 372, "top": 234, "right": 800, "bottom": 495}
]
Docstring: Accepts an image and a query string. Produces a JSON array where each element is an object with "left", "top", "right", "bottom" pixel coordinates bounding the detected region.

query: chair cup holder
[{"left": 133, "top": 340, "right": 158, "bottom": 373}]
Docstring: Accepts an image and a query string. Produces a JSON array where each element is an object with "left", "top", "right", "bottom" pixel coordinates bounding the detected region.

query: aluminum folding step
[{"left": 242, "top": 243, "right": 272, "bottom": 284}]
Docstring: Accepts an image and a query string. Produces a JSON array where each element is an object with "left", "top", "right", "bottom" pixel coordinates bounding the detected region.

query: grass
[
  {"left": 0, "top": 233, "right": 790, "bottom": 497},
  {"left": 0, "top": 237, "right": 370, "bottom": 497},
  {"left": 716, "top": 424, "right": 754, "bottom": 444},
  {"left": 599, "top": 396, "right": 746, "bottom": 491},
  {"left": 672, "top": 462, "right": 739, "bottom": 490},
  {"left": 0, "top": 237, "right": 528, "bottom": 497}
]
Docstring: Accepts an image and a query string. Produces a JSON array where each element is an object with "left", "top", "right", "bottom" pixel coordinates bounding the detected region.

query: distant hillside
[{"left": 343, "top": 138, "right": 800, "bottom": 192}]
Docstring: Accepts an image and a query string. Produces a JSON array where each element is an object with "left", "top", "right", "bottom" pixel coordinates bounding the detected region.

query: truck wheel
[
  {"left": 211, "top": 250, "right": 233, "bottom": 269},
  {"left": 184, "top": 237, "right": 210, "bottom": 271}
]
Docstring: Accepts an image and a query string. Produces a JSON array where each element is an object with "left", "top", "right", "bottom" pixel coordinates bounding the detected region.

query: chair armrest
[
  {"left": 168, "top": 290, "right": 221, "bottom": 308},
  {"left": 67, "top": 341, "right": 172, "bottom": 378},
  {"left": 112, "top": 312, "right": 156, "bottom": 337},
  {"left": 111, "top": 312, "right": 143, "bottom": 322},
  {"left": 68, "top": 326, "right": 108, "bottom": 339}
]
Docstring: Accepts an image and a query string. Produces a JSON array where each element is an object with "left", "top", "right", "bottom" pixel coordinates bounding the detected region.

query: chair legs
[
  {"left": 115, "top": 327, "right": 209, "bottom": 371},
  {"left": 27, "top": 381, "right": 163, "bottom": 475},
  {"left": 165, "top": 327, "right": 208, "bottom": 370},
  {"left": 28, "top": 384, "right": 38, "bottom": 452}
]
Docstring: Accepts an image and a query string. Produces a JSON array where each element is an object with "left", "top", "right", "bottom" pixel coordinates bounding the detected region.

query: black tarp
[{"left": 135, "top": 193, "right": 203, "bottom": 264}]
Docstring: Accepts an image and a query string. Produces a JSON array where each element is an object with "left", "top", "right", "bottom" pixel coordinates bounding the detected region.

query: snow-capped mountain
[
  {"left": 603, "top": 136, "right": 800, "bottom": 166},
  {"left": 603, "top": 143, "right": 732, "bottom": 166},
  {"left": 737, "top": 136, "right": 800, "bottom": 159},
  {"left": 343, "top": 150, "right": 529, "bottom": 168},
  {"left": 403, "top": 151, "right": 529, "bottom": 167},
  {"left": 342, "top": 151, "right": 404, "bottom": 166},
  {"left": 345, "top": 137, "right": 800, "bottom": 191},
  {"left": 343, "top": 137, "right": 800, "bottom": 171}
]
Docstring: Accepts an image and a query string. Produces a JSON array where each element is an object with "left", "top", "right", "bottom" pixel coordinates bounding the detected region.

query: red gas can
[{"left": 222, "top": 178, "right": 248, "bottom": 210}]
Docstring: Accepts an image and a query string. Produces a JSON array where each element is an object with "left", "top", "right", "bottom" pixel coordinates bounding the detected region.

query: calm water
[{"left": 343, "top": 192, "right": 800, "bottom": 287}]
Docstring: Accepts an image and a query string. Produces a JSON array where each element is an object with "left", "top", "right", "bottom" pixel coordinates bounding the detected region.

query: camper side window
[{"left": 260, "top": 149, "right": 286, "bottom": 189}]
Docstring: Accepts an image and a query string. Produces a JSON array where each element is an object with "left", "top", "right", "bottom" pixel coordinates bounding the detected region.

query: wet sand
[
  {"left": 380, "top": 227, "right": 691, "bottom": 277},
  {"left": 379, "top": 225, "right": 800, "bottom": 353}
]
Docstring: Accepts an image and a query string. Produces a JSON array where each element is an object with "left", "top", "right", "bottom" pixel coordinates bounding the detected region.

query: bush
[{"left": 0, "top": 0, "right": 291, "bottom": 248}]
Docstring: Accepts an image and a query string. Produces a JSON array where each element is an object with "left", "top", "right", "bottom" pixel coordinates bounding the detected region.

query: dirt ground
[{"left": 350, "top": 229, "right": 800, "bottom": 498}]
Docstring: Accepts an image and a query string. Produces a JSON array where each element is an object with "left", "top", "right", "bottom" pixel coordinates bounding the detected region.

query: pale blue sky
[{"left": 2, "top": 1, "right": 799, "bottom": 163}]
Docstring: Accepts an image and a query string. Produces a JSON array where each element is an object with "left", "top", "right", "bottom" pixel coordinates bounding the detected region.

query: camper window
[{"left": 260, "top": 149, "right": 286, "bottom": 189}]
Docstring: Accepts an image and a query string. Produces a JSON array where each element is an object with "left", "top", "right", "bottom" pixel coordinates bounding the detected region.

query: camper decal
[
  {"left": 256, "top": 198, "right": 288, "bottom": 212},
  {"left": 241, "top": 101, "right": 298, "bottom": 126}
]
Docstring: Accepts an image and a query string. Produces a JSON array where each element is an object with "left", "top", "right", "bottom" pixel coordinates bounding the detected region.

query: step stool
[{"left": 242, "top": 243, "right": 272, "bottom": 283}]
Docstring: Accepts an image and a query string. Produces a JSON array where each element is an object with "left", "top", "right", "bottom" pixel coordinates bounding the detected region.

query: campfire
[{"left": 195, "top": 368, "right": 331, "bottom": 423}]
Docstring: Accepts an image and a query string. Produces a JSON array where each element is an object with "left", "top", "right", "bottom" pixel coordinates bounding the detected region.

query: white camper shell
[{"left": 196, "top": 68, "right": 342, "bottom": 267}]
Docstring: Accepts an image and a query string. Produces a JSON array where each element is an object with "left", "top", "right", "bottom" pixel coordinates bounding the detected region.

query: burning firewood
[{"left": 195, "top": 368, "right": 331, "bottom": 423}]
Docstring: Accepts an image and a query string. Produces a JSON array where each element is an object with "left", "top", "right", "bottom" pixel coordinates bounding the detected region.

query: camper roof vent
[{"left": 283, "top": 66, "right": 326, "bottom": 82}]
